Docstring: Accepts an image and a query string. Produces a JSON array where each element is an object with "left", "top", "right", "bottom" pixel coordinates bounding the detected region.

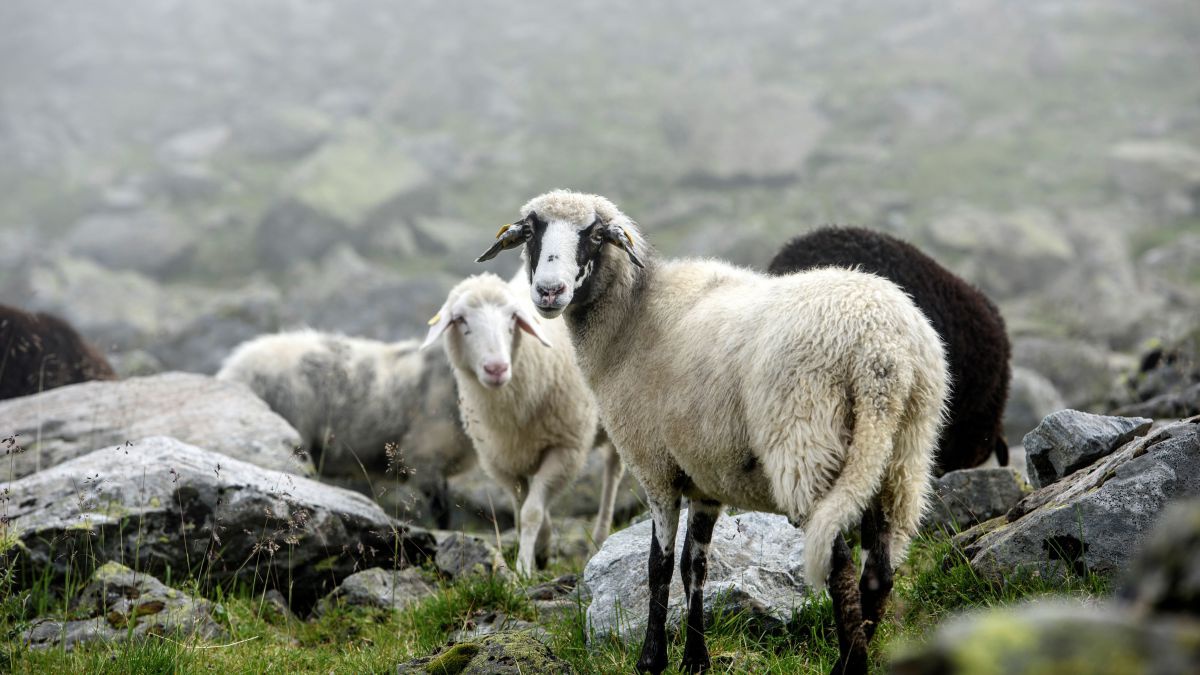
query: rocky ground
[{"left": 2, "top": 0, "right": 1199, "bottom": 672}]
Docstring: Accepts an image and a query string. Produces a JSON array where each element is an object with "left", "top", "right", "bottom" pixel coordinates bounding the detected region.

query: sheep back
[
  {"left": 0, "top": 304, "right": 115, "bottom": 400},
  {"left": 768, "top": 226, "right": 1011, "bottom": 473}
]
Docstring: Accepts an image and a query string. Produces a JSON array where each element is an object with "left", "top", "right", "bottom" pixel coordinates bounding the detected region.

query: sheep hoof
[
  {"left": 680, "top": 650, "right": 711, "bottom": 673},
  {"left": 635, "top": 644, "right": 668, "bottom": 674}
]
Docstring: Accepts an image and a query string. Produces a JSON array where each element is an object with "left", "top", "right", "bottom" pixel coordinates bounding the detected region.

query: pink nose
[{"left": 483, "top": 362, "right": 509, "bottom": 378}]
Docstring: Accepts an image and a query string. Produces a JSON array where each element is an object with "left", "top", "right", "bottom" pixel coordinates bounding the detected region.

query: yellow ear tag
[
  {"left": 427, "top": 312, "right": 442, "bottom": 326},
  {"left": 495, "top": 223, "right": 512, "bottom": 239},
  {"left": 621, "top": 227, "right": 635, "bottom": 250}
]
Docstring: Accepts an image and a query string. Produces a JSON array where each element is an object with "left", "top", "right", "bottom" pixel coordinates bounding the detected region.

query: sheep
[
  {"left": 422, "top": 271, "right": 625, "bottom": 576},
  {"left": 216, "top": 330, "right": 476, "bottom": 529},
  {"left": 768, "top": 226, "right": 1012, "bottom": 474},
  {"left": 1, "top": 304, "right": 115, "bottom": 401},
  {"left": 475, "top": 190, "right": 949, "bottom": 674}
]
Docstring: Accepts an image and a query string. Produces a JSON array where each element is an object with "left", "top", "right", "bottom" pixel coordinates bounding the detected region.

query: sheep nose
[
  {"left": 536, "top": 282, "right": 566, "bottom": 300},
  {"left": 483, "top": 361, "right": 509, "bottom": 377}
]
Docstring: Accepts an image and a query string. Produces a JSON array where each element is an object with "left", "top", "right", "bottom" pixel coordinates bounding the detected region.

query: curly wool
[{"left": 769, "top": 226, "right": 1011, "bottom": 474}]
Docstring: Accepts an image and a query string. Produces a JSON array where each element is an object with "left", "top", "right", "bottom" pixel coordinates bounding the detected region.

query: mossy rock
[{"left": 396, "top": 631, "right": 571, "bottom": 674}]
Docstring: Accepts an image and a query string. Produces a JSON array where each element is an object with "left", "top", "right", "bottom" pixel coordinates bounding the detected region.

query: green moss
[
  {"left": 313, "top": 555, "right": 340, "bottom": 572},
  {"left": 422, "top": 642, "right": 479, "bottom": 674}
]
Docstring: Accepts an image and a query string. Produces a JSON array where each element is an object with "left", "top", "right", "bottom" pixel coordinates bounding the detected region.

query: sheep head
[{"left": 474, "top": 190, "right": 645, "bottom": 318}]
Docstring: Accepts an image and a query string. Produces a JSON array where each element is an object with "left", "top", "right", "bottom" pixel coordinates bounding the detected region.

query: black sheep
[
  {"left": 0, "top": 304, "right": 116, "bottom": 400},
  {"left": 768, "top": 226, "right": 1011, "bottom": 474}
]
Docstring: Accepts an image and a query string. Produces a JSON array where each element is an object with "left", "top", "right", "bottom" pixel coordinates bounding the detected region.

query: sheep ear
[
  {"left": 603, "top": 224, "right": 645, "bottom": 269},
  {"left": 421, "top": 303, "right": 454, "bottom": 350},
  {"left": 514, "top": 308, "right": 553, "bottom": 348},
  {"left": 475, "top": 218, "right": 528, "bottom": 263}
]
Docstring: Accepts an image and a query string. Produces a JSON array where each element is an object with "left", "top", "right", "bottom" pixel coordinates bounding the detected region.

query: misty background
[{"left": 2, "top": 0, "right": 1198, "bottom": 424}]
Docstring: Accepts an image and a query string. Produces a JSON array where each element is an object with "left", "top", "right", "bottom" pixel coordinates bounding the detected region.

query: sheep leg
[
  {"left": 635, "top": 494, "right": 681, "bottom": 675},
  {"left": 591, "top": 441, "right": 625, "bottom": 547},
  {"left": 829, "top": 533, "right": 868, "bottom": 675},
  {"left": 859, "top": 498, "right": 892, "bottom": 643},
  {"left": 535, "top": 510, "right": 552, "bottom": 570},
  {"left": 516, "top": 448, "right": 575, "bottom": 576},
  {"left": 679, "top": 499, "right": 722, "bottom": 673}
]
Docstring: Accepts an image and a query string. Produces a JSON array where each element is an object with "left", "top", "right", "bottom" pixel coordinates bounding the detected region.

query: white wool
[
  {"left": 216, "top": 329, "right": 476, "bottom": 525},
  {"left": 433, "top": 272, "right": 623, "bottom": 575},
  {"left": 518, "top": 190, "right": 950, "bottom": 591}
]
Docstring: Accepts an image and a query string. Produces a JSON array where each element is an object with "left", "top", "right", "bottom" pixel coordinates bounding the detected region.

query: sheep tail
[{"left": 803, "top": 405, "right": 896, "bottom": 592}]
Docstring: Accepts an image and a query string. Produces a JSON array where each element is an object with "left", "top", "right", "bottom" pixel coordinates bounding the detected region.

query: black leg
[
  {"left": 636, "top": 496, "right": 681, "bottom": 675},
  {"left": 829, "top": 534, "right": 868, "bottom": 675},
  {"left": 859, "top": 499, "right": 893, "bottom": 643},
  {"left": 680, "top": 500, "right": 721, "bottom": 673}
]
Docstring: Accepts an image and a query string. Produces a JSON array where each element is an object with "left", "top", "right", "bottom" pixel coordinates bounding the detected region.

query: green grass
[{"left": 0, "top": 532, "right": 1112, "bottom": 674}]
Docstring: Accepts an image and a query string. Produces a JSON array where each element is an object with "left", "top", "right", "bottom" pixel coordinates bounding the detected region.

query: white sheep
[
  {"left": 216, "top": 330, "right": 476, "bottom": 528},
  {"left": 475, "top": 190, "right": 949, "bottom": 674},
  {"left": 422, "top": 271, "right": 625, "bottom": 577}
]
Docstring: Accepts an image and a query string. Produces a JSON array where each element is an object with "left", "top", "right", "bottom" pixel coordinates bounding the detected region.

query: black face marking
[
  {"left": 524, "top": 212, "right": 545, "bottom": 284},
  {"left": 741, "top": 453, "right": 759, "bottom": 474}
]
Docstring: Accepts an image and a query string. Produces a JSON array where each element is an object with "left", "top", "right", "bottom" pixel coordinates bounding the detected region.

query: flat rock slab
[
  {"left": 1, "top": 436, "right": 434, "bottom": 607},
  {"left": 395, "top": 631, "right": 571, "bottom": 675},
  {"left": 961, "top": 417, "right": 1200, "bottom": 582},
  {"left": 23, "top": 561, "right": 224, "bottom": 650},
  {"left": 0, "top": 372, "right": 311, "bottom": 480},
  {"left": 889, "top": 601, "right": 1200, "bottom": 675},
  {"left": 584, "top": 509, "right": 809, "bottom": 643},
  {"left": 1023, "top": 409, "right": 1151, "bottom": 488},
  {"left": 923, "top": 467, "right": 1030, "bottom": 533},
  {"left": 315, "top": 567, "right": 436, "bottom": 615}
]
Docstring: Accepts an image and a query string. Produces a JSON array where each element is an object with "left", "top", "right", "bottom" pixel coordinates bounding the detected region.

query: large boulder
[
  {"left": 315, "top": 567, "right": 436, "bottom": 615},
  {"left": 890, "top": 601, "right": 1200, "bottom": 675},
  {"left": 0, "top": 372, "right": 311, "bottom": 480},
  {"left": 923, "top": 468, "right": 1030, "bottom": 533},
  {"left": 1, "top": 437, "right": 435, "bottom": 607},
  {"left": 395, "top": 631, "right": 571, "bottom": 675},
  {"left": 1022, "top": 410, "right": 1152, "bottom": 488},
  {"left": 23, "top": 562, "right": 225, "bottom": 651},
  {"left": 60, "top": 209, "right": 197, "bottom": 279},
  {"left": 585, "top": 509, "right": 809, "bottom": 642},
  {"left": 958, "top": 417, "right": 1200, "bottom": 582}
]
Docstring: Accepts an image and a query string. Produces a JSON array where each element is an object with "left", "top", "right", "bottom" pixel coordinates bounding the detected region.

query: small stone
[{"left": 315, "top": 567, "right": 435, "bottom": 615}]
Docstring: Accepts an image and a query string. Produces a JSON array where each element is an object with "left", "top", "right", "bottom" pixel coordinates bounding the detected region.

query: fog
[{"left": 2, "top": 0, "right": 1198, "bottom": 388}]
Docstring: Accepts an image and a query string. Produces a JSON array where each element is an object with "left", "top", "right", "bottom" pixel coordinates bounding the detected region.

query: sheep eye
[{"left": 589, "top": 226, "right": 604, "bottom": 245}]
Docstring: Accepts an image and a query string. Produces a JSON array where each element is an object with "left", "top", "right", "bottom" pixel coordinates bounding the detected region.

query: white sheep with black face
[
  {"left": 422, "top": 271, "right": 624, "bottom": 576},
  {"left": 476, "top": 189, "right": 949, "bottom": 675}
]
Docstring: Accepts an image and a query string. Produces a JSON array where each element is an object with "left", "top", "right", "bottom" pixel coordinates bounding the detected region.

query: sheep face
[
  {"left": 423, "top": 277, "right": 552, "bottom": 389},
  {"left": 474, "top": 190, "right": 644, "bottom": 318}
]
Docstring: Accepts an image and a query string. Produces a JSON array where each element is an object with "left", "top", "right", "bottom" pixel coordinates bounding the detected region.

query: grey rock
[
  {"left": 61, "top": 210, "right": 196, "bottom": 279},
  {"left": 1121, "top": 498, "right": 1200, "bottom": 616},
  {"left": 282, "top": 245, "right": 449, "bottom": 343},
  {"left": 254, "top": 199, "right": 349, "bottom": 275},
  {"left": 23, "top": 562, "right": 225, "bottom": 651},
  {"left": 315, "top": 567, "right": 435, "bottom": 615},
  {"left": 146, "top": 279, "right": 283, "bottom": 374},
  {"left": 433, "top": 531, "right": 511, "bottom": 579},
  {"left": 1113, "top": 383, "right": 1200, "bottom": 420},
  {"left": 960, "top": 417, "right": 1200, "bottom": 582},
  {"left": 499, "top": 516, "right": 597, "bottom": 567},
  {"left": 449, "top": 611, "right": 543, "bottom": 643},
  {"left": 889, "top": 601, "right": 1200, "bottom": 675},
  {"left": 1012, "top": 336, "right": 1125, "bottom": 410},
  {"left": 158, "top": 125, "right": 231, "bottom": 165},
  {"left": 395, "top": 631, "right": 570, "bottom": 674},
  {"left": 585, "top": 509, "right": 809, "bottom": 642},
  {"left": 1, "top": 437, "right": 435, "bottom": 606},
  {"left": 1003, "top": 367, "right": 1067, "bottom": 448},
  {"left": 1023, "top": 410, "right": 1151, "bottom": 488},
  {"left": 923, "top": 468, "right": 1030, "bottom": 533},
  {"left": 524, "top": 574, "right": 588, "bottom": 623},
  {"left": 0, "top": 372, "right": 311, "bottom": 479}
]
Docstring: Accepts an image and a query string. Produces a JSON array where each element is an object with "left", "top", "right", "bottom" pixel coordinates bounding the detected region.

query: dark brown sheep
[
  {"left": 0, "top": 304, "right": 116, "bottom": 400},
  {"left": 769, "top": 226, "right": 1011, "bottom": 474}
]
